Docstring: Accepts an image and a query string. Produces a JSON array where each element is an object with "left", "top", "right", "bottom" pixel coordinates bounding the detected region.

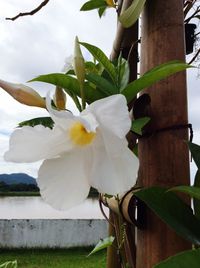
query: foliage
[
  {"left": 0, "top": 182, "right": 39, "bottom": 193},
  {"left": 88, "top": 236, "right": 115, "bottom": 256},
  {"left": 19, "top": 117, "right": 54, "bottom": 129},
  {"left": 131, "top": 117, "right": 150, "bottom": 135},
  {"left": 135, "top": 186, "right": 200, "bottom": 245},
  {"left": 0, "top": 261, "right": 17, "bottom": 268},
  {"left": 119, "top": 0, "right": 146, "bottom": 28},
  {"left": 0, "top": 249, "right": 106, "bottom": 268},
  {"left": 154, "top": 249, "right": 200, "bottom": 268}
]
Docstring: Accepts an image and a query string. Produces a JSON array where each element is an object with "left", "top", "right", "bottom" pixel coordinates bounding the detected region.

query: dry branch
[{"left": 6, "top": 0, "right": 50, "bottom": 21}]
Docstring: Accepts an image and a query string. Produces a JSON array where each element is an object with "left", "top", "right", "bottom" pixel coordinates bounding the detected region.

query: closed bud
[
  {"left": 73, "top": 36, "right": 85, "bottom": 87},
  {"left": 53, "top": 86, "right": 66, "bottom": 110},
  {"left": 106, "top": 0, "right": 116, "bottom": 8},
  {"left": 0, "top": 79, "right": 46, "bottom": 108}
]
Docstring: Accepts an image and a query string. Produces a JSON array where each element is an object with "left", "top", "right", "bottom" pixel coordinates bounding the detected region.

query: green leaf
[
  {"left": 88, "top": 236, "right": 115, "bottom": 256},
  {"left": 29, "top": 73, "right": 105, "bottom": 104},
  {"left": 170, "top": 185, "right": 200, "bottom": 200},
  {"left": 133, "top": 143, "right": 138, "bottom": 157},
  {"left": 19, "top": 117, "right": 54, "bottom": 129},
  {"left": 86, "top": 73, "right": 118, "bottom": 95},
  {"left": 85, "top": 61, "right": 100, "bottom": 74},
  {"left": 122, "top": 61, "right": 192, "bottom": 103},
  {"left": 194, "top": 15, "right": 200, "bottom": 20},
  {"left": 188, "top": 142, "right": 200, "bottom": 169},
  {"left": 131, "top": 117, "right": 150, "bottom": 135},
  {"left": 194, "top": 170, "right": 200, "bottom": 220},
  {"left": 154, "top": 249, "right": 200, "bottom": 268},
  {"left": 79, "top": 42, "right": 117, "bottom": 83},
  {"left": 119, "top": 59, "right": 130, "bottom": 91},
  {"left": 98, "top": 6, "right": 107, "bottom": 17},
  {"left": 0, "top": 261, "right": 17, "bottom": 268},
  {"left": 119, "top": 0, "right": 146, "bottom": 28},
  {"left": 80, "top": 0, "right": 107, "bottom": 11},
  {"left": 134, "top": 186, "right": 200, "bottom": 245}
]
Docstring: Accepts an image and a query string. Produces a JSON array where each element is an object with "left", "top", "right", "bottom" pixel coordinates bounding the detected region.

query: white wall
[{"left": 0, "top": 219, "right": 108, "bottom": 248}]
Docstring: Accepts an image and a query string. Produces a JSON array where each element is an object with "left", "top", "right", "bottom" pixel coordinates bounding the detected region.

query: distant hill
[{"left": 0, "top": 173, "right": 37, "bottom": 185}]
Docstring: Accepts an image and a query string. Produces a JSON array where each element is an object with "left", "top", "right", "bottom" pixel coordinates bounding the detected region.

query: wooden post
[{"left": 137, "top": 1, "right": 191, "bottom": 267}]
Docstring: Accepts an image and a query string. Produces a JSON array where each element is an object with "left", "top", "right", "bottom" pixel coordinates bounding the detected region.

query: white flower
[{"left": 4, "top": 94, "right": 139, "bottom": 210}]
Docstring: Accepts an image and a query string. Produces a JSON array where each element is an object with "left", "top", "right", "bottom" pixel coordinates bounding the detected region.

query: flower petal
[
  {"left": 4, "top": 125, "right": 73, "bottom": 163},
  {"left": 86, "top": 94, "right": 131, "bottom": 138},
  {"left": 46, "top": 93, "right": 74, "bottom": 130},
  {"left": 89, "top": 130, "right": 139, "bottom": 195},
  {"left": 78, "top": 112, "right": 98, "bottom": 132},
  {"left": 38, "top": 151, "right": 90, "bottom": 210}
]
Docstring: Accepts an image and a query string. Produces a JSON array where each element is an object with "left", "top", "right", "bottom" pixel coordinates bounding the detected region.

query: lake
[{"left": 0, "top": 197, "right": 108, "bottom": 219}]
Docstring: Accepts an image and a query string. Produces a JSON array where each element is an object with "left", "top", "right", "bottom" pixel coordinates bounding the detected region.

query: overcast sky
[{"left": 0, "top": 0, "right": 199, "bottom": 180}]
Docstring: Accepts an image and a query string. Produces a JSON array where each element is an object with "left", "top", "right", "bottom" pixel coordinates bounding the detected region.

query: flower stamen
[{"left": 69, "top": 122, "right": 96, "bottom": 146}]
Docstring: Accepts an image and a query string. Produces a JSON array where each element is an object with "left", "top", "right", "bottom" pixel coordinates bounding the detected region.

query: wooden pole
[{"left": 137, "top": 1, "right": 191, "bottom": 267}]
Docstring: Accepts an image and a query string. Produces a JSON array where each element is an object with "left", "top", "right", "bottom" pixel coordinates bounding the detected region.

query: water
[{"left": 0, "top": 197, "right": 108, "bottom": 219}]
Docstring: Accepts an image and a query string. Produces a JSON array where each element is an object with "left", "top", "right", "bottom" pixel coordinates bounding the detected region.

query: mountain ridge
[{"left": 0, "top": 173, "right": 37, "bottom": 185}]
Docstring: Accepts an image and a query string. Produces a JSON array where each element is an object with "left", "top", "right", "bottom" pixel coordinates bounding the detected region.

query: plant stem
[{"left": 80, "top": 84, "right": 86, "bottom": 110}]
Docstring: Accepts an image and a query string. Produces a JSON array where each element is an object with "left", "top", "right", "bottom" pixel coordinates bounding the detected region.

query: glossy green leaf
[
  {"left": 0, "top": 260, "right": 17, "bottom": 268},
  {"left": 119, "top": 0, "right": 146, "bottom": 28},
  {"left": 188, "top": 142, "right": 200, "bottom": 169},
  {"left": 154, "top": 249, "right": 200, "bottom": 268},
  {"left": 85, "top": 61, "right": 100, "bottom": 74},
  {"left": 122, "top": 61, "right": 192, "bottom": 103},
  {"left": 170, "top": 185, "right": 200, "bottom": 200},
  {"left": 88, "top": 236, "right": 115, "bottom": 257},
  {"left": 98, "top": 6, "right": 107, "bottom": 17},
  {"left": 118, "top": 58, "right": 130, "bottom": 91},
  {"left": 29, "top": 73, "right": 105, "bottom": 104},
  {"left": 79, "top": 42, "right": 117, "bottom": 83},
  {"left": 194, "top": 170, "right": 200, "bottom": 220},
  {"left": 86, "top": 73, "right": 118, "bottom": 95},
  {"left": 19, "top": 117, "right": 54, "bottom": 129},
  {"left": 80, "top": 0, "right": 107, "bottom": 11},
  {"left": 134, "top": 187, "right": 200, "bottom": 245},
  {"left": 131, "top": 117, "right": 150, "bottom": 135}
]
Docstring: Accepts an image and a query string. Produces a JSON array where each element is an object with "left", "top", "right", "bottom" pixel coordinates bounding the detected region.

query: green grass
[{"left": 0, "top": 248, "right": 106, "bottom": 268}]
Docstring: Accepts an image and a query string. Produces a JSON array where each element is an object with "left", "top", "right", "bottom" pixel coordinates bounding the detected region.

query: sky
[{"left": 0, "top": 0, "right": 200, "bottom": 180}]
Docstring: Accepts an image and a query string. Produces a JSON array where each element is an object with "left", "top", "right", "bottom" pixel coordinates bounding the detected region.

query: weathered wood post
[{"left": 137, "top": 0, "right": 191, "bottom": 267}]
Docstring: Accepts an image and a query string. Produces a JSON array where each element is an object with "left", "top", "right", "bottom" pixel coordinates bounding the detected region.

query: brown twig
[
  {"left": 99, "top": 195, "right": 115, "bottom": 227},
  {"left": 188, "top": 47, "right": 200, "bottom": 64},
  {"left": 6, "top": 0, "right": 50, "bottom": 21},
  {"left": 185, "top": 4, "right": 200, "bottom": 23}
]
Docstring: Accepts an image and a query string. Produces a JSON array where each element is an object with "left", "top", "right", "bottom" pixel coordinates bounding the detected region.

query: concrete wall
[{"left": 0, "top": 219, "right": 108, "bottom": 248}]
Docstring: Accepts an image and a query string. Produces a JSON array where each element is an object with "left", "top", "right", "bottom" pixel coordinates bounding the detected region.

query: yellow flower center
[{"left": 69, "top": 122, "right": 96, "bottom": 146}]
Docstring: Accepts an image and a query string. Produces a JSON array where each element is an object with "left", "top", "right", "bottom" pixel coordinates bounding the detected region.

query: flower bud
[
  {"left": 106, "top": 0, "right": 115, "bottom": 7},
  {"left": 0, "top": 79, "right": 46, "bottom": 108},
  {"left": 53, "top": 86, "right": 66, "bottom": 110},
  {"left": 73, "top": 36, "right": 85, "bottom": 87}
]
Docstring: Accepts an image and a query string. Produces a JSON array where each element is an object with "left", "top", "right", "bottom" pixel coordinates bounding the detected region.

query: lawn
[{"left": 0, "top": 248, "right": 106, "bottom": 268}]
